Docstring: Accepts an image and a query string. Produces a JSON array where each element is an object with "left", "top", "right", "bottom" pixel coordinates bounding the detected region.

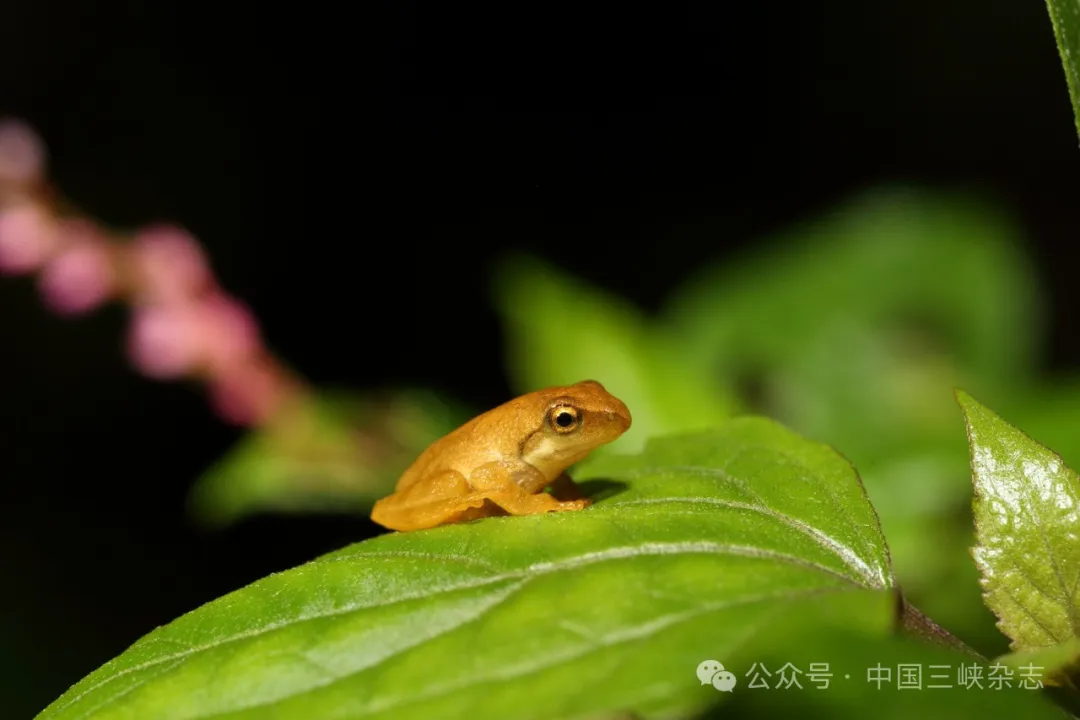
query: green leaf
[
  {"left": 39, "top": 419, "right": 895, "bottom": 720},
  {"left": 998, "top": 636, "right": 1080, "bottom": 690},
  {"left": 957, "top": 390, "right": 1080, "bottom": 652},
  {"left": 188, "top": 389, "right": 470, "bottom": 526},
  {"left": 493, "top": 255, "right": 737, "bottom": 454},
  {"left": 1044, "top": 0, "right": 1080, "bottom": 141}
]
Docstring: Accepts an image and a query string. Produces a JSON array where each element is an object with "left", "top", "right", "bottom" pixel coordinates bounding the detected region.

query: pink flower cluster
[{"left": 0, "top": 119, "right": 299, "bottom": 426}]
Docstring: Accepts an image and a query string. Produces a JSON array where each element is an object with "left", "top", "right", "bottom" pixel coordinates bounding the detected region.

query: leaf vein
[{"left": 612, "top": 496, "right": 876, "bottom": 586}]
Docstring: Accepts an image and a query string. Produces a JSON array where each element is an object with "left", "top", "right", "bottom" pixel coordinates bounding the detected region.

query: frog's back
[{"left": 393, "top": 410, "right": 502, "bottom": 491}]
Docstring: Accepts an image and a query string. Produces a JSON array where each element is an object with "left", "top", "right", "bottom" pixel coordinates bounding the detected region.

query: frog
[{"left": 370, "top": 380, "right": 632, "bottom": 532}]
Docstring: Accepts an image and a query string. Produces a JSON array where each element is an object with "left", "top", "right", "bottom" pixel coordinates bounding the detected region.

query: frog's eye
[{"left": 548, "top": 405, "right": 581, "bottom": 434}]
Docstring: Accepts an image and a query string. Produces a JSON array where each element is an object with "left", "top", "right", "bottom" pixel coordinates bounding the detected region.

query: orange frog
[{"left": 370, "top": 380, "right": 632, "bottom": 532}]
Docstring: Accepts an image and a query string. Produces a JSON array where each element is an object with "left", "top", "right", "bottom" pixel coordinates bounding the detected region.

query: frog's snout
[{"left": 605, "top": 406, "right": 632, "bottom": 433}]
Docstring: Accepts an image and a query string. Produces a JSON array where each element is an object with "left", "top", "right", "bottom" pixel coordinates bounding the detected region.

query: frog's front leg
[
  {"left": 547, "top": 472, "right": 587, "bottom": 501},
  {"left": 468, "top": 463, "right": 591, "bottom": 517}
]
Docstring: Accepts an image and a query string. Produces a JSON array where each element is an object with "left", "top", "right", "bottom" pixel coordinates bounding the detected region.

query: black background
[{"left": 3, "top": 1, "right": 1079, "bottom": 715}]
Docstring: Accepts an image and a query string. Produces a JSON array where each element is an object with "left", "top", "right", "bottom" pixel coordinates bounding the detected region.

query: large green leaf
[
  {"left": 957, "top": 391, "right": 1080, "bottom": 652},
  {"left": 1044, "top": 0, "right": 1080, "bottom": 140},
  {"left": 39, "top": 419, "right": 895, "bottom": 720}
]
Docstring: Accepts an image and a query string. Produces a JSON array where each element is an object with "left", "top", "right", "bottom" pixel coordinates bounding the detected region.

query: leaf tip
[
  {"left": 953, "top": 388, "right": 992, "bottom": 432},
  {"left": 953, "top": 387, "right": 976, "bottom": 410}
]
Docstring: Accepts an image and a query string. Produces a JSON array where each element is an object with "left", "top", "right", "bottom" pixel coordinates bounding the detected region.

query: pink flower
[
  {"left": 126, "top": 290, "right": 262, "bottom": 381},
  {"left": 0, "top": 204, "right": 57, "bottom": 274},
  {"left": 127, "top": 304, "right": 204, "bottom": 379},
  {"left": 208, "top": 357, "right": 288, "bottom": 426},
  {"left": 37, "top": 235, "right": 114, "bottom": 314},
  {"left": 0, "top": 119, "right": 46, "bottom": 185},
  {"left": 129, "top": 224, "right": 212, "bottom": 304},
  {"left": 196, "top": 292, "right": 261, "bottom": 374}
]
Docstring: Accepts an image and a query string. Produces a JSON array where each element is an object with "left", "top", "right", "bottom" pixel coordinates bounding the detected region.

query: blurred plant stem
[{"left": 898, "top": 595, "right": 982, "bottom": 659}]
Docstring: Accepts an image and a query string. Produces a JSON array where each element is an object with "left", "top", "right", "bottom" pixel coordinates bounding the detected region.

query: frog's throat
[
  {"left": 520, "top": 424, "right": 556, "bottom": 479},
  {"left": 520, "top": 426, "right": 594, "bottom": 483}
]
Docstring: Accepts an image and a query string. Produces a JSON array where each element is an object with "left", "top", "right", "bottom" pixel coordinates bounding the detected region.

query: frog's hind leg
[{"left": 371, "top": 470, "right": 490, "bottom": 532}]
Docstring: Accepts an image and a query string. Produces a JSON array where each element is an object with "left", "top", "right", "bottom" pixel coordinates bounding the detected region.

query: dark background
[{"left": 2, "top": 1, "right": 1079, "bottom": 716}]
